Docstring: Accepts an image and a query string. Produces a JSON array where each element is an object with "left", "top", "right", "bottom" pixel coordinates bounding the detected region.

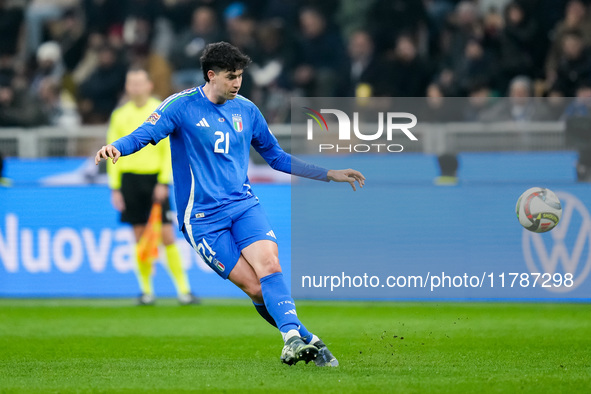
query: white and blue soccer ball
[{"left": 515, "top": 187, "right": 562, "bottom": 233}]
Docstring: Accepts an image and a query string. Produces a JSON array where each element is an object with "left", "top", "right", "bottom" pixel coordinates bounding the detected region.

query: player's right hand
[{"left": 95, "top": 145, "right": 121, "bottom": 165}]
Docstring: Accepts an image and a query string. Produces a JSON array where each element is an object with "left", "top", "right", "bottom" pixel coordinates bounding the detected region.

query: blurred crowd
[{"left": 2, "top": 0, "right": 591, "bottom": 127}]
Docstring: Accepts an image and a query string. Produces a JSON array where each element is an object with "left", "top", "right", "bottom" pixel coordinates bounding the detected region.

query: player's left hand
[{"left": 327, "top": 169, "right": 365, "bottom": 191}]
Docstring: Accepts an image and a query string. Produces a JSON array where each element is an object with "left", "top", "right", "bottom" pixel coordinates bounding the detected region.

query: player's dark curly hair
[{"left": 200, "top": 42, "right": 251, "bottom": 82}]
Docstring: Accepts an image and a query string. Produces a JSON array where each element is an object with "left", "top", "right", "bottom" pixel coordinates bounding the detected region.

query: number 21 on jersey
[{"left": 214, "top": 131, "right": 229, "bottom": 154}]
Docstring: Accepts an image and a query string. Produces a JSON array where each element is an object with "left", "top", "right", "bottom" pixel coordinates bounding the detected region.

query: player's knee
[{"left": 258, "top": 254, "right": 281, "bottom": 276}]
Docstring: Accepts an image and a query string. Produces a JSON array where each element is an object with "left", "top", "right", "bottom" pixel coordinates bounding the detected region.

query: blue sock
[
  {"left": 254, "top": 298, "right": 314, "bottom": 341},
  {"left": 299, "top": 324, "right": 313, "bottom": 343},
  {"left": 260, "top": 272, "right": 300, "bottom": 334},
  {"left": 253, "top": 302, "right": 277, "bottom": 327}
]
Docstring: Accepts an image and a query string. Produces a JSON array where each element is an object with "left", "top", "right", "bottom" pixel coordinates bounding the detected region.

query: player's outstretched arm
[
  {"left": 327, "top": 169, "right": 365, "bottom": 191},
  {"left": 95, "top": 144, "right": 121, "bottom": 165}
]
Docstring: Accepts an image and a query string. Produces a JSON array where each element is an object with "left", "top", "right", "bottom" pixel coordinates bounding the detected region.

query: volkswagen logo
[{"left": 522, "top": 191, "right": 591, "bottom": 293}]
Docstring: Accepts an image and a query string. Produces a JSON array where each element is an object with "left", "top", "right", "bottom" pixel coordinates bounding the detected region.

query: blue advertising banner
[
  {"left": 2, "top": 154, "right": 590, "bottom": 300},
  {"left": 0, "top": 179, "right": 290, "bottom": 298},
  {"left": 291, "top": 153, "right": 591, "bottom": 300}
]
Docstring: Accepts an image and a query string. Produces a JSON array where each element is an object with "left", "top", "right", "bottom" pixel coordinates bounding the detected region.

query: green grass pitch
[{"left": 0, "top": 299, "right": 589, "bottom": 393}]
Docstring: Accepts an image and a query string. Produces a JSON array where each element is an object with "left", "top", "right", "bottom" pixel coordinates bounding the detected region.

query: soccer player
[
  {"left": 107, "top": 68, "right": 199, "bottom": 306},
  {"left": 96, "top": 42, "right": 365, "bottom": 366}
]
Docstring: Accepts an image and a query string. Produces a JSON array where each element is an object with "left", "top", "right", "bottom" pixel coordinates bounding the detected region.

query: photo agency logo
[{"left": 303, "top": 107, "right": 418, "bottom": 153}]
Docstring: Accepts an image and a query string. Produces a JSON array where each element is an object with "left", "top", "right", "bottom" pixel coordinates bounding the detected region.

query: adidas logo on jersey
[
  {"left": 196, "top": 118, "right": 210, "bottom": 127},
  {"left": 266, "top": 230, "right": 276, "bottom": 239}
]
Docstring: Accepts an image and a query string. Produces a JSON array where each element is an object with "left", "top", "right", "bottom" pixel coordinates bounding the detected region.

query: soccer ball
[{"left": 515, "top": 187, "right": 562, "bottom": 233}]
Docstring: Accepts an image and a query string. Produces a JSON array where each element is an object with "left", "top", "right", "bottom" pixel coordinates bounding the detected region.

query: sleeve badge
[{"left": 145, "top": 112, "right": 161, "bottom": 125}]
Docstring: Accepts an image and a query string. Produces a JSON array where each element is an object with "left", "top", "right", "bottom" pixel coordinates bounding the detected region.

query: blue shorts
[{"left": 181, "top": 202, "right": 277, "bottom": 279}]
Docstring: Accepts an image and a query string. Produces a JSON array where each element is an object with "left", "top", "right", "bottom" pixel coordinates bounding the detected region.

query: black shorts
[{"left": 120, "top": 173, "right": 173, "bottom": 225}]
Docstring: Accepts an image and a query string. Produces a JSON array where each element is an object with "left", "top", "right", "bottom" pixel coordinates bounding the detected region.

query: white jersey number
[
  {"left": 214, "top": 131, "right": 229, "bottom": 154},
  {"left": 197, "top": 238, "right": 216, "bottom": 263}
]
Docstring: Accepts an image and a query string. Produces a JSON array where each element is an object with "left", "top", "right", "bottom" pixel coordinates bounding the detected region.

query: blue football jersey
[{"left": 112, "top": 85, "right": 328, "bottom": 229}]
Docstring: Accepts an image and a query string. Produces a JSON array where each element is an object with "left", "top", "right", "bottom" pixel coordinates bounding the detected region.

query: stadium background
[{"left": 0, "top": 1, "right": 590, "bottom": 393}]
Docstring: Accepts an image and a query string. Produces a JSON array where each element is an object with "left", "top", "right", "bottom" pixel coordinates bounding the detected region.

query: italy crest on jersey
[{"left": 232, "top": 114, "right": 243, "bottom": 132}]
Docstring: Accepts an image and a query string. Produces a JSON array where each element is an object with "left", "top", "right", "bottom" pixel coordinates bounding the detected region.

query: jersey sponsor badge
[
  {"left": 232, "top": 114, "right": 243, "bottom": 132},
  {"left": 218, "top": 117, "right": 225, "bottom": 122},
  {"left": 145, "top": 112, "right": 160, "bottom": 125}
]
